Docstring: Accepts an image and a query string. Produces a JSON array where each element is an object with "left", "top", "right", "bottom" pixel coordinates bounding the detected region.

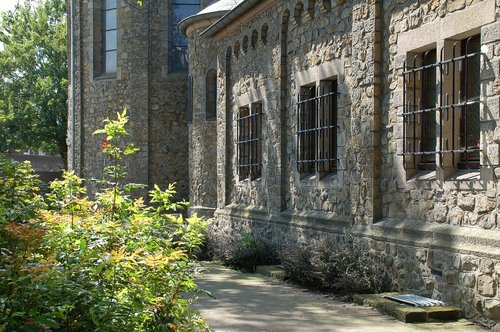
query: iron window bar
[
  {"left": 236, "top": 104, "right": 262, "bottom": 180},
  {"left": 401, "top": 50, "right": 438, "bottom": 171},
  {"left": 296, "top": 81, "right": 339, "bottom": 177},
  {"left": 400, "top": 36, "right": 483, "bottom": 171},
  {"left": 438, "top": 36, "right": 482, "bottom": 169}
]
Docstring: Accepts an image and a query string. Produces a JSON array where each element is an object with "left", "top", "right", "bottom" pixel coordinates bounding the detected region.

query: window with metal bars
[
  {"left": 296, "top": 80, "right": 338, "bottom": 178},
  {"left": 402, "top": 49, "right": 437, "bottom": 171},
  {"left": 236, "top": 103, "right": 262, "bottom": 180},
  {"left": 402, "top": 35, "right": 481, "bottom": 172}
]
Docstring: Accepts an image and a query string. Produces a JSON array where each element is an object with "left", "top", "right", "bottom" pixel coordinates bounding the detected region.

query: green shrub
[
  {"left": 0, "top": 157, "right": 44, "bottom": 224},
  {"left": 0, "top": 111, "right": 210, "bottom": 331},
  {"left": 280, "top": 234, "right": 390, "bottom": 296},
  {"left": 206, "top": 227, "right": 279, "bottom": 272}
]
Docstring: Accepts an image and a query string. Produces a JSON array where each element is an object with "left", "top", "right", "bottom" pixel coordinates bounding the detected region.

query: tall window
[
  {"left": 402, "top": 35, "right": 482, "bottom": 172},
  {"left": 457, "top": 35, "right": 481, "bottom": 168},
  {"left": 103, "top": 0, "right": 117, "bottom": 73},
  {"left": 187, "top": 75, "right": 193, "bottom": 123},
  {"left": 206, "top": 69, "right": 217, "bottom": 120},
  {"left": 237, "top": 103, "right": 262, "bottom": 180},
  {"left": 297, "top": 80, "right": 338, "bottom": 178},
  {"left": 403, "top": 49, "right": 437, "bottom": 170},
  {"left": 170, "top": 0, "right": 200, "bottom": 72}
]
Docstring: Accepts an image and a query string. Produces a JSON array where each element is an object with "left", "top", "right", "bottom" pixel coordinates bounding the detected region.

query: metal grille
[
  {"left": 297, "top": 80, "right": 338, "bottom": 177},
  {"left": 236, "top": 103, "right": 262, "bottom": 180},
  {"left": 401, "top": 35, "right": 482, "bottom": 170},
  {"left": 385, "top": 294, "right": 446, "bottom": 307}
]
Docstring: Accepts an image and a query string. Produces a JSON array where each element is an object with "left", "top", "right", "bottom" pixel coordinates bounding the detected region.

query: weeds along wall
[{"left": 185, "top": 0, "right": 500, "bottom": 327}]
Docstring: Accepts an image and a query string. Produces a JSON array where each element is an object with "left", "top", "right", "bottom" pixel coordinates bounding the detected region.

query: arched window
[
  {"left": 169, "top": 0, "right": 200, "bottom": 72},
  {"left": 251, "top": 30, "right": 258, "bottom": 49},
  {"left": 261, "top": 24, "right": 268, "bottom": 45},
  {"left": 206, "top": 69, "right": 217, "bottom": 121}
]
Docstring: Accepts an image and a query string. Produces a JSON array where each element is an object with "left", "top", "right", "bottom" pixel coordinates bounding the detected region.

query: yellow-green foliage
[{"left": 0, "top": 111, "right": 210, "bottom": 331}]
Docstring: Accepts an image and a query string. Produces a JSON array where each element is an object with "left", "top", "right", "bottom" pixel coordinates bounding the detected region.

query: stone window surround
[
  {"left": 234, "top": 87, "right": 266, "bottom": 185},
  {"left": 89, "top": 0, "right": 122, "bottom": 81},
  {"left": 395, "top": 0, "right": 497, "bottom": 191},
  {"left": 294, "top": 60, "right": 346, "bottom": 189}
]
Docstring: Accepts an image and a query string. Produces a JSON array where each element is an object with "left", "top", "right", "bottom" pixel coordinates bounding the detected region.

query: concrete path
[{"left": 193, "top": 263, "right": 486, "bottom": 332}]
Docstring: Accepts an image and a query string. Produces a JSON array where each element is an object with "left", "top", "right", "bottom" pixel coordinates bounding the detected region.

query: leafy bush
[
  {"left": 0, "top": 157, "right": 44, "bottom": 223},
  {"left": 0, "top": 111, "right": 210, "bottom": 331},
  {"left": 280, "top": 234, "right": 390, "bottom": 296},
  {"left": 205, "top": 227, "right": 279, "bottom": 272}
]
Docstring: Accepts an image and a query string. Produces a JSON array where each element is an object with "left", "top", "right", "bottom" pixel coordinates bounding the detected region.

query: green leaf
[
  {"left": 35, "top": 316, "right": 60, "bottom": 329},
  {"left": 79, "top": 238, "right": 87, "bottom": 253}
]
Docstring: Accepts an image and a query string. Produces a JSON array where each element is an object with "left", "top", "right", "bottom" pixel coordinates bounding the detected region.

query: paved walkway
[{"left": 193, "top": 263, "right": 486, "bottom": 332}]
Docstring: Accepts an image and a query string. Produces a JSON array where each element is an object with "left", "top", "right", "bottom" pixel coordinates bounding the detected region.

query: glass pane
[
  {"left": 105, "top": 50, "right": 117, "bottom": 73},
  {"left": 172, "top": 4, "right": 199, "bottom": 24},
  {"left": 170, "top": 29, "right": 188, "bottom": 47},
  {"left": 169, "top": 47, "right": 188, "bottom": 72},
  {"left": 105, "top": 9, "right": 116, "bottom": 30},
  {"left": 105, "top": 30, "right": 117, "bottom": 50},
  {"left": 105, "top": 0, "right": 117, "bottom": 10},
  {"left": 172, "top": 0, "right": 199, "bottom": 5}
]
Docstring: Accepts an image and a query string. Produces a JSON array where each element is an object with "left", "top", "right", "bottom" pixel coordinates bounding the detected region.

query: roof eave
[
  {"left": 178, "top": 10, "right": 229, "bottom": 36},
  {"left": 201, "top": 0, "right": 262, "bottom": 38}
]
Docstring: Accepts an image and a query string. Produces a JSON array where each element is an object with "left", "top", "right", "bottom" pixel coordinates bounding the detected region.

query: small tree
[{"left": 0, "top": 0, "right": 68, "bottom": 164}]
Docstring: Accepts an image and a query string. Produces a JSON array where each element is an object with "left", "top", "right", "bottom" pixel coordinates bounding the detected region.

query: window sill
[
  {"left": 94, "top": 73, "right": 117, "bottom": 81},
  {"left": 408, "top": 170, "right": 436, "bottom": 182},
  {"left": 446, "top": 169, "right": 480, "bottom": 181}
]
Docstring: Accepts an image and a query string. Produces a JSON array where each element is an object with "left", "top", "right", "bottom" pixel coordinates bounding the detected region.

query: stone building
[
  {"left": 70, "top": 0, "right": 500, "bottom": 327},
  {"left": 67, "top": 0, "right": 216, "bottom": 196},
  {"left": 180, "top": 0, "right": 500, "bottom": 327}
]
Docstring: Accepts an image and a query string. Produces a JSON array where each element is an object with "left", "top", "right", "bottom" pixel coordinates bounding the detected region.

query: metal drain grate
[{"left": 384, "top": 294, "right": 446, "bottom": 307}]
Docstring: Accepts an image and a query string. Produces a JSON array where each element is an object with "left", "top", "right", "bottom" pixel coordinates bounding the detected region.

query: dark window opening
[
  {"left": 206, "top": 69, "right": 217, "bottom": 121},
  {"left": 237, "top": 103, "right": 262, "bottom": 180},
  {"left": 402, "top": 35, "right": 482, "bottom": 172},
  {"left": 402, "top": 49, "right": 437, "bottom": 171},
  {"left": 297, "top": 80, "right": 338, "bottom": 178},
  {"left": 187, "top": 75, "right": 193, "bottom": 123}
]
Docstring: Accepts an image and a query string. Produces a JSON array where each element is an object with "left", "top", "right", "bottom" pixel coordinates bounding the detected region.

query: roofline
[
  {"left": 178, "top": 10, "right": 229, "bottom": 36},
  {"left": 201, "top": 0, "right": 262, "bottom": 38}
]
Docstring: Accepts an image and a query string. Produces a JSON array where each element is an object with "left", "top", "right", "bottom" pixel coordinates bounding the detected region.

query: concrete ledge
[
  {"left": 215, "top": 206, "right": 500, "bottom": 258},
  {"left": 353, "top": 293, "right": 462, "bottom": 323}
]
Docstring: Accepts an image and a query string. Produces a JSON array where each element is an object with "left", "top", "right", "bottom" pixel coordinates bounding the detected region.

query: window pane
[
  {"left": 170, "top": 46, "right": 188, "bottom": 72},
  {"left": 105, "top": 0, "right": 116, "bottom": 10},
  {"left": 105, "top": 30, "right": 117, "bottom": 50},
  {"left": 170, "top": 29, "right": 188, "bottom": 47},
  {"left": 172, "top": 4, "right": 199, "bottom": 24},
  {"left": 172, "top": 0, "right": 199, "bottom": 4},
  {"left": 169, "top": 1, "right": 199, "bottom": 72},
  {"left": 105, "top": 50, "right": 117, "bottom": 73},
  {"left": 105, "top": 9, "right": 117, "bottom": 30}
]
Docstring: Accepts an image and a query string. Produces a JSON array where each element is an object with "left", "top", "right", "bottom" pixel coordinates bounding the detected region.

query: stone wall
[
  {"left": 69, "top": 0, "right": 191, "bottom": 198},
  {"left": 187, "top": 0, "right": 500, "bottom": 326},
  {"left": 381, "top": 0, "right": 499, "bottom": 229},
  {"left": 211, "top": 209, "right": 500, "bottom": 327},
  {"left": 187, "top": 22, "right": 220, "bottom": 216}
]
